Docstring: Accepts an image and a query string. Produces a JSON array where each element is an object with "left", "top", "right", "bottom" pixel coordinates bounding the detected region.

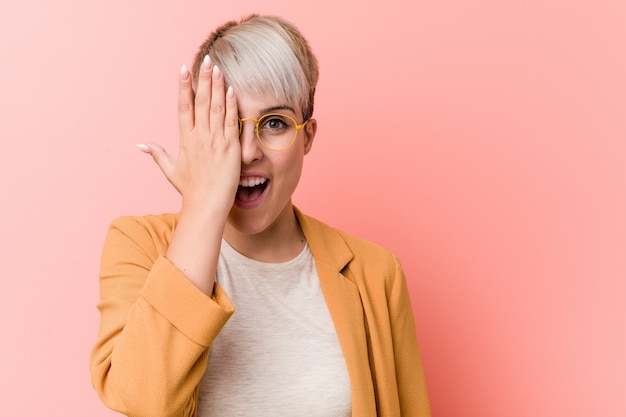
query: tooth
[{"left": 239, "top": 177, "right": 267, "bottom": 187}]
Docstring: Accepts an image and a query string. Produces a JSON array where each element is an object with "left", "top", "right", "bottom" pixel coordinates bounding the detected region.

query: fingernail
[
  {"left": 227, "top": 85, "right": 234, "bottom": 98},
  {"left": 179, "top": 65, "right": 189, "bottom": 81},
  {"left": 202, "top": 55, "right": 212, "bottom": 72},
  {"left": 136, "top": 144, "right": 150, "bottom": 153},
  {"left": 213, "top": 65, "right": 221, "bottom": 80}
]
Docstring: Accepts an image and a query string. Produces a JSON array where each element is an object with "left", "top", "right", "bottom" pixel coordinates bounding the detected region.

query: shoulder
[
  {"left": 103, "top": 213, "right": 179, "bottom": 260},
  {"left": 336, "top": 226, "right": 401, "bottom": 279},
  {"left": 298, "top": 210, "right": 401, "bottom": 276},
  {"left": 299, "top": 211, "right": 406, "bottom": 304},
  {"left": 108, "top": 213, "right": 178, "bottom": 239}
]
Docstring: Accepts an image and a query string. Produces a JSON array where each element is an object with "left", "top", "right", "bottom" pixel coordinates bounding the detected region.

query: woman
[{"left": 90, "top": 14, "right": 430, "bottom": 417}]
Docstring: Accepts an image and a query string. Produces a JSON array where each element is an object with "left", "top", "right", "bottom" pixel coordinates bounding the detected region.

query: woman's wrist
[{"left": 166, "top": 204, "right": 228, "bottom": 296}]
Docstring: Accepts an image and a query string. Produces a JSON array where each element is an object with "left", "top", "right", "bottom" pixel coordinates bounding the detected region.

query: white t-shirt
[{"left": 197, "top": 240, "right": 352, "bottom": 417}]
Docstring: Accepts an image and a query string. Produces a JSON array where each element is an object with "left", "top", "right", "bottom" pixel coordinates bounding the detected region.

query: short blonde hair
[{"left": 191, "top": 14, "right": 319, "bottom": 120}]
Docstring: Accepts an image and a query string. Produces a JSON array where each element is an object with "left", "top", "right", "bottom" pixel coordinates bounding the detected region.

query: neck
[{"left": 223, "top": 204, "right": 306, "bottom": 263}]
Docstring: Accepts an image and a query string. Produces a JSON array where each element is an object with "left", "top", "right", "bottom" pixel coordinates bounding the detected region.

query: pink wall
[{"left": 1, "top": 0, "right": 624, "bottom": 415}]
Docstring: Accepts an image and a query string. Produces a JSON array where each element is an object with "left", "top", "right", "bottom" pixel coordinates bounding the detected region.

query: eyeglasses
[{"left": 238, "top": 113, "right": 308, "bottom": 152}]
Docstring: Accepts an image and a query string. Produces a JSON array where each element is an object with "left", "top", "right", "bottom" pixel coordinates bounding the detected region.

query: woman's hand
[
  {"left": 138, "top": 56, "right": 241, "bottom": 219},
  {"left": 136, "top": 56, "right": 241, "bottom": 295}
]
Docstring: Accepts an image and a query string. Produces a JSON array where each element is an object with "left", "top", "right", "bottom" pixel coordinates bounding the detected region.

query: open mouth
[{"left": 236, "top": 177, "right": 269, "bottom": 203}]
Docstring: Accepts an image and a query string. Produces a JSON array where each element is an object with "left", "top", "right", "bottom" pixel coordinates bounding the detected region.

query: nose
[{"left": 239, "top": 122, "right": 263, "bottom": 165}]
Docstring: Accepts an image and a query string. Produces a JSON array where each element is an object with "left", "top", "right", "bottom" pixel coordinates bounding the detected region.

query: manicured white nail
[
  {"left": 213, "top": 65, "right": 221, "bottom": 79},
  {"left": 202, "top": 55, "right": 212, "bottom": 72},
  {"left": 136, "top": 144, "right": 150, "bottom": 153},
  {"left": 227, "top": 85, "right": 234, "bottom": 98},
  {"left": 180, "top": 65, "right": 189, "bottom": 81}
]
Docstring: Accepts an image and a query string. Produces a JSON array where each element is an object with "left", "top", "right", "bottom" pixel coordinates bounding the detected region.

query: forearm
[{"left": 166, "top": 204, "right": 228, "bottom": 295}]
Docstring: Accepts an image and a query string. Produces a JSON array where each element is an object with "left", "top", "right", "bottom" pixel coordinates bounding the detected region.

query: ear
[{"left": 303, "top": 119, "right": 317, "bottom": 155}]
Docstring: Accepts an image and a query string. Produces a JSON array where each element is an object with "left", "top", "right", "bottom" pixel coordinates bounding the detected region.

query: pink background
[{"left": 1, "top": 0, "right": 624, "bottom": 415}]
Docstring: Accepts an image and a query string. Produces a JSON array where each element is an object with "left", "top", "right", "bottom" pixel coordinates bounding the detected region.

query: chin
[
  {"left": 227, "top": 209, "right": 272, "bottom": 236},
  {"left": 227, "top": 201, "right": 293, "bottom": 237}
]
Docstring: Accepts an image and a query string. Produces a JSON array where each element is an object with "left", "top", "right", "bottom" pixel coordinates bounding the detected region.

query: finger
[
  {"left": 136, "top": 143, "right": 176, "bottom": 182},
  {"left": 194, "top": 55, "right": 213, "bottom": 133},
  {"left": 178, "top": 65, "right": 194, "bottom": 135},
  {"left": 209, "top": 65, "right": 226, "bottom": 138},
  {"left": 224, "top": 85, "right": 239, "bottom": 141}
]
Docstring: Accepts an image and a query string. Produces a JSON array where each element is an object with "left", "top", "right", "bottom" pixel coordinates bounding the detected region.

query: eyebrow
[{"left": 260, "top": 105, "right": 296, "bottom": 115}]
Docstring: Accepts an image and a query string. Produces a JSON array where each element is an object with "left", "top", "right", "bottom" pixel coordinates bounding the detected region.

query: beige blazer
[{"left": 90, "top": 208, "right": 430, "bottom": 417}]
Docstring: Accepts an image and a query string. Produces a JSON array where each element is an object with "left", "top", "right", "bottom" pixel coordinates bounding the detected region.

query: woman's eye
[{"left": 261, "top": 117, "right": 289, "bottom": 130}]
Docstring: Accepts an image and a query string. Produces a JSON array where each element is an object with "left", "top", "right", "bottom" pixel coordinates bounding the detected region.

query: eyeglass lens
[{"left": 256, "top": 114, "right": 297, "bottom": 151}]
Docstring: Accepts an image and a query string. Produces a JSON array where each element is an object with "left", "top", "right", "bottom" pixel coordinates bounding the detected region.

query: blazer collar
[{"left": 295, "top": 207, "right": 353, "bottom": 273}]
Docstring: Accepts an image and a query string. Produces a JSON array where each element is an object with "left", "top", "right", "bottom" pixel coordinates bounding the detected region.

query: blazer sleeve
[
  {"left": 89, "top": 216, "right": 234, "bottom": 417},
  {"left": 389, "top": 256, "right": 431, "bottom": 416}
]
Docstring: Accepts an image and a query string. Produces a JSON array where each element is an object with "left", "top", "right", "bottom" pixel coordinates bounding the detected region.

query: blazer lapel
[{"left": 296, "top": 208, "right": 377, "bottom": 416}]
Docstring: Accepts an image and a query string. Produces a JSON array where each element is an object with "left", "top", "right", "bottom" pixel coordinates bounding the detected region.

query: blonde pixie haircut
[{"left": 191, "top": 14, "right": 319, "bottom": 121}]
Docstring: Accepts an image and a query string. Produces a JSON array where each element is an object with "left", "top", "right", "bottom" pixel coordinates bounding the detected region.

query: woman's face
[{"left": 225, "top": 89, "right": 316, "bottom": 237}]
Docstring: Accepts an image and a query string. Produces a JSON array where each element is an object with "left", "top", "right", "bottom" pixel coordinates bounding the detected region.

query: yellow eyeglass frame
[{"left": 238, "top": 113, "right": 309, "bottom": 152}]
